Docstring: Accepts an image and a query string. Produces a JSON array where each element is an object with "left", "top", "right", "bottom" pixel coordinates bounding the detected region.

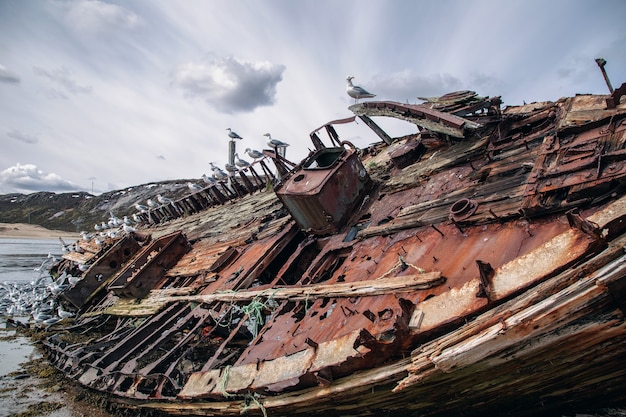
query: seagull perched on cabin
[
  {"left": 346, "top": 75, "right": 376, "bottom": 103},
  {"left": 226, "top": 128, "right": 243, "bottom": 140},
  {"left": 245, "top": 148, "right": 263, "bottom": 161}
]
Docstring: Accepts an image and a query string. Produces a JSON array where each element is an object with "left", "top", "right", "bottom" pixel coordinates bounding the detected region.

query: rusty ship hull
[{"left": 42, "top": 82, "right": 626, "bottom": 416}]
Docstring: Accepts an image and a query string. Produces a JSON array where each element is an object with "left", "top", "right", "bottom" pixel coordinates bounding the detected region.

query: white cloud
[
  {"left": 53, "top": 0, "right": 142, "bottom": 34},
  {"left": 0, "top": 163, "right": 80, "bottom": 194},
  {"left": 32, "top": 66, "right": 92, "bottom": 99},
  {"left": 7, "top": 130, "right": 39, "bottom": 144},
  {"left": 171, "top": 56, "right": 286, "bottom": 114},
  {"left": 0, "top": 64, "right": 20, "bottom": 83}
]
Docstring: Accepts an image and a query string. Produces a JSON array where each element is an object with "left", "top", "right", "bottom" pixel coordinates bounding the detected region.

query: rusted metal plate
[
  {"left": 108, "top": 231, "right": 191, "bottom": 298},
  {"left": 62, "top": 235, "right": 142, "bottom": 308}
]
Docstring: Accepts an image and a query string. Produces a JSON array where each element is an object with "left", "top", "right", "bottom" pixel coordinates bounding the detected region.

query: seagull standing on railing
[
  {"left": 234, "top": 153, "right": 250, "bottom": 168},
  {"left": 202, "top": 173, "right": 217, "bottom": 184},
  {"left": 264, "top": 133, "right": 289, "bottom": 157},
  {"left": 157, "top": 194, "right": 173, "bottom": 205},
  {"left": 346, "top": 75, "right": 376, "bottom": 103},
  {"left": 209, "top": 162, "right": 228, "bottom": 180},
  {"left": 245, "top": 148, "right": 263, "bottom": 161},
  {"left": 134, "top": 203, "right": 149, "bottom": 213},
  {"left": 147, "top": 198, "right": 159, "bottom": 209},
  {"left": 188, "top": 182, "right": 203, "bottom": 192},
  {"left": 224, "top": 162, "right": 238, "bottom": 175}
]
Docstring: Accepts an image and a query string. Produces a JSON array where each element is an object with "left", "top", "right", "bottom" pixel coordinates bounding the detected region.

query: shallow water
[
  {"left": 0, "top": 238, "right": 63, "bottom": 283},
  {"left": 0, "top": 318, "right": 38, "bottom": 376}
]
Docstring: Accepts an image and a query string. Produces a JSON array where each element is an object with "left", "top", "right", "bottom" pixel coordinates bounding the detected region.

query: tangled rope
[
  {"left": 241, "top": 290, "right": 278, "bottom": 338},
  {"left": 379, "top": 254, "right": 425, "bottom": 279}
]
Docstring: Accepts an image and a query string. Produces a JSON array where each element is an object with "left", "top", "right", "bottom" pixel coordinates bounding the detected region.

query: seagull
[
  {"left": 147, "top": 198, "right": 159, "bottom": 209},
  {"left": 157, "top": 194, "right": 173, "bottom": 205},
  {"left": 188, "top": 182, "right": 203, "bottom": 192},
  {"left": 67, "top": 275, "right": 81, "bottom": 287},
  {"left": 123, "top": 215, "right": 133, "bottom": 225},
  {"left": 226, "top": 128, "right": 243, "bottom": 140},
  {"left": 264, "top": 133, "right": 290, "bottom": 150},
  {"left": 132, "top": 213, "right": 141, "bottom": 223},
  {"left": 122, "top": 223, "right": 136, "bottom": 234},
  {"left": 202, "top": 173, "right": 217, "bottom": 184},
  {"left": 234, "top": 153, "right": 250, "bottom": 168},
  {"left": 224, "top": 162, "right": 238, "bottom": 175},
  {"left": 94, "top": 223, "right": 102, "bottom": 231},
  {"left": 57, "top": 305, "right": 75, "bottom": 319},
  {"left": 346, "top": 75, "right": 376, "bottom": 103},
  {"left": 109, "top": 211, "right": 123, "bottom": 227},
  {"left": 245, "top": 148, "right": 263, "bottom": 161},
  {"left": 209, "top": 163, "right": 228, "bottom": 180},
  {"left": 135, "top": 203, "right": 149, "bottom": 212}
]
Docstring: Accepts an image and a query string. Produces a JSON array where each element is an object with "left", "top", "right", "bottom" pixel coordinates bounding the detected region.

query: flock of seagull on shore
[
  {"left": 0, "top": 274, "right": 76, "bottom": 327},
  {"left": 1, "top": 251, "right": 78, "bottom": 327}
]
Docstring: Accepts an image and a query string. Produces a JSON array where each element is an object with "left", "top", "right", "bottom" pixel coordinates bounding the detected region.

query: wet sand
[
  {"left": 0, "top": 223, "right": 77, "bottom": 240},
  {"left": 0, "top": 320, "right": 118, "bottom": 417}
]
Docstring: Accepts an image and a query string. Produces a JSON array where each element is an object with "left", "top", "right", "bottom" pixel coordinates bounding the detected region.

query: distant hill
[{"left": 0, "top": 179, "right": 199, "bottom": 232}]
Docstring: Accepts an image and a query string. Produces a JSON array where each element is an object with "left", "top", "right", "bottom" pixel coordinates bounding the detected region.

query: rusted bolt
[
  {"left": 431, "top": 224, "right": 444, "bottom": 237},
  {"left": 489, "top": 209, "right": 501, "bottom": 221}
]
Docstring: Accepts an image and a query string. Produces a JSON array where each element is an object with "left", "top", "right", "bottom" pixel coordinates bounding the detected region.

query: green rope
[
  {"left": 217, "top": 365, "right": 234, "bottom": 398},
  {"left": 240, "top": 393, "right": 267, "bottom": 417},
  {"left": 241, "top": 290, "right": 278, "bottom": 338}
]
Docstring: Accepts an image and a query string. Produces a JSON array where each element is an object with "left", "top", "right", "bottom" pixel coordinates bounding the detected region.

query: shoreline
[{"left": 0, "top": 223, "right": 78, "bottom": 240}]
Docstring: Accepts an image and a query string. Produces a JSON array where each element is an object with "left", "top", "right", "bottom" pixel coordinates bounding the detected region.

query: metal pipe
[{"left": 595, "top": 58, "right": 614, "bottom": 94}]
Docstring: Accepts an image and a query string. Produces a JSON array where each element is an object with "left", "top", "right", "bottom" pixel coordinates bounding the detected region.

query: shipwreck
[{"left": 42, "top": 66, "right": 626, "bottom": 416}]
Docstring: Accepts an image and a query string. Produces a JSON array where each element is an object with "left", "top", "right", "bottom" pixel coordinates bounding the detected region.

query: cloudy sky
[{"left": 1, "top": 0, "right": 624, "bottom": 195}]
